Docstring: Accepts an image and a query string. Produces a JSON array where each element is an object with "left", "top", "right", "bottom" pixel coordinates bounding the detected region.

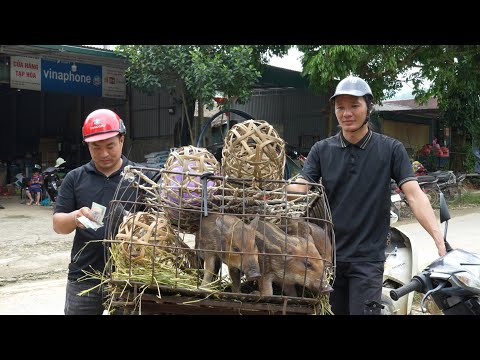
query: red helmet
[{"left": 82, "top": 109, "right": 126, "bottom": 143}]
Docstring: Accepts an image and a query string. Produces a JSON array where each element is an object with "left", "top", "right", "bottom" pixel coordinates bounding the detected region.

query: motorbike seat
[{"left": 416, "top": 175, "right": 436, "bottom": 183}]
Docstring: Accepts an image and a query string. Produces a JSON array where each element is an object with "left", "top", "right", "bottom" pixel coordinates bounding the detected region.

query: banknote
[
  {"left": 91, "top": 202, "right": 106, "bottom": 225},
  {"left": 77, "top": 216, "right": 103, "bottom": 230}
]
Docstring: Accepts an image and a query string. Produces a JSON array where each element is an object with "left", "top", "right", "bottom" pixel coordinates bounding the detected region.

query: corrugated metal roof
[
  {"left": 381, "top": 98, "right": 438, "bottom": 110},
  {"left": 79, "top": 45, "right": 116, "bottom": 52},
  {"left": 0, "top": 45, "right": 128, "bottom": 69},
  {"left": 32, "top": 45, "right": 120, "bottom": 58},
  {"left": 376, "top": 97, "right": 440, "bottom": 120},
  {"left": 375, "top": 103, "right": 413, "bottom": 111},
  {"left": 258, "top": 65, "right": 309, "bottom": 89}
]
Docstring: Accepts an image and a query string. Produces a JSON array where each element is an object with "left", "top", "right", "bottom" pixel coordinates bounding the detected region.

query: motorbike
[
  {"left": 43, "top": 166, "right": 62, "bottom": 203},
  {"left": 389, "top": 191, "right": 480, "bottom": 315},
  {"left": 380, "top": 207, "right": 419, "bottom": 315},
  {"left": 196, "top": 108, "right": 306, "bottom": 180},
  {"left": 390, "top": 181, "right": 405, "bottom": 221}
]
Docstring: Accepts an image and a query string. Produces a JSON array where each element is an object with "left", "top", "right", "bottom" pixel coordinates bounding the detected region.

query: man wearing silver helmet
[{"left": 288, "top": 76, "right": 446, "bottom": 315}]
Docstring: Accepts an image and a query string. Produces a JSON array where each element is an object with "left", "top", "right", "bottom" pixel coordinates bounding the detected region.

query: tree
[
  {"left": 115, "top": 45, "right": 291, "bottom": 146},
  {"left": 299, "top": 45, "right": 480, "bottom": 170},
  {"left": 298, "top": 45, "right": 418, "bottom": 136}
]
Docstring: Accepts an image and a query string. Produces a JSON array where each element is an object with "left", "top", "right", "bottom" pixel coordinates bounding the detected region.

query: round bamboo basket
[
  {"left": 222, "top": 120, "right": 285, "bottom": 190},
  {"left": 160, "top": 146, "right": 220, "bottom": 232},
  {"left": 114, "top": 211, "right": 176, "bottom": 264}
]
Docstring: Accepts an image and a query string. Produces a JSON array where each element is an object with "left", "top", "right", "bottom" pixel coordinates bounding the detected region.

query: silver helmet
[{"left": 330, "top": 76, "right": 373, "bottom": 102}]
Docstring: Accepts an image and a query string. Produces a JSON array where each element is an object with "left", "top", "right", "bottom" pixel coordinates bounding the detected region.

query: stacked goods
[
  {"left": 100, "top": 165, "right": 335, "bottom": 315},
  {"left": 98, "top": 118, "right": 336, "bottom": 315},
  {"left": 160, "top": 145, "right": 220, "bottom": 233}
]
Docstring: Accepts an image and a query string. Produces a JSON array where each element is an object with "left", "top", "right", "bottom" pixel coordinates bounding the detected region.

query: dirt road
[
  {"left": 0, "top": 195, "right": 478, "bottom": 315},
  {"left": 0, "top": 196, "right": 72, "bottom": 314}
]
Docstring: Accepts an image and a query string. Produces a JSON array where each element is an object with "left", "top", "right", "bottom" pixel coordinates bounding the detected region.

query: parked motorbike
[
  {"left": 381, "top": 218, "right": 418, "bottom": 315},
  {"left": 390, "top": 181, "right": 405, "bottom": 221},
  {"left": 43, "top": 166, "right": 62, "bottom": 203},
  {"left": 390, "top": 192, "right": 480, "bottom": 315}
]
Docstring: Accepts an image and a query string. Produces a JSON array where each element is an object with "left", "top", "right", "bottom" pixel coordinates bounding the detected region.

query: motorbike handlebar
[
  {"left": 445, "top": 240, "right": 453, "bottom": 252},
  {"left": 390, "top": 277, "right": 423, "bottom": 301}
]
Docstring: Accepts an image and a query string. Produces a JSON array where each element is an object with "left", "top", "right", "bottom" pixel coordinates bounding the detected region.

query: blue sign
[{"left": 41, "top": 59, "right": 102, "bottom": 97}]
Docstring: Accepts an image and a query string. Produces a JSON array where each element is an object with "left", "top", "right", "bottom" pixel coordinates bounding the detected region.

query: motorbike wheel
[
  {"left": 423, "top": 187, "right": 440, "bottom": 207},
  {"left": 391, "top": 204, "right": 401, "bottom": 220},
  {"left": 443, "top": 185, "right": 461, "bottom": 203},
  {"left": 380, "top": 294, "right": 396, "bottom": 315}
]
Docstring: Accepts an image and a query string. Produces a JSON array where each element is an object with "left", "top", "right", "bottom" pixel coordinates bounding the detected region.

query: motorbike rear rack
[{"left": 107, "top": 280, "right": 332, "bottom": 315}]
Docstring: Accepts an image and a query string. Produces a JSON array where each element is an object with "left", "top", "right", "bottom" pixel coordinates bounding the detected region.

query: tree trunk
[{"left": 450, "top": 131, "right": 467, "bottom": 172}]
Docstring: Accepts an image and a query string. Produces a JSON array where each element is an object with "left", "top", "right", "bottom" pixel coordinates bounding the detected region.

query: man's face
[
  {"left": 334, "top": 95, "right": 368, "bottom": 133},
  {"left": 87, "top": 135, "right": 124, "bottom": 173}
]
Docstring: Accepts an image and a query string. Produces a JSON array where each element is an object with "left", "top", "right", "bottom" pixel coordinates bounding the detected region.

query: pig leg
[
  {"left": 201, "top": 253, "right": 218, "bottom": 287},
  {"left": 258, "top": 275, "right": 274, "bottom": 296},
  {"left": 282, "top": 284, "right": 298, "bottom": 297},
  {"left": 229, "top": 267, "right": 242, "bottom": 293}
]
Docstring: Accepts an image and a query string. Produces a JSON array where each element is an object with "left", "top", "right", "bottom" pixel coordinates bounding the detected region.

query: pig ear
[
  {"left": 286, "top": 242, "right": 297, "bottom": 256},
  {"left": 298, "top": 221, "right": 312, "bottom": 237},
  {"left": 250, "top": 214, "right": 260, "bottom": 230},
  {"left": 216, "top": 216, "right": 225, "bottom": 230}
]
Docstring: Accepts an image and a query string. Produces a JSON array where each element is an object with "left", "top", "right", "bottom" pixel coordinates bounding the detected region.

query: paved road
[
  {"left": 393, "top": 207, "right": 480, "bottom": 271},
  {"left": 0, "top": 195, "right": 478, "bottom": 315}
]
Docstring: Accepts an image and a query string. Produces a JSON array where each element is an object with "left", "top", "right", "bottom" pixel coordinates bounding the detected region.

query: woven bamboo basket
[
  {"left": 210, "top": 176, "right": 323, "bottom": 223},
  {"left": 160, "top": 146, "right": 220, "bottom": 233},
  {"left": 112, "top": 211, "right": 196, "bottom": 272},
  {"left": 222, "top": 120, "right": 285, "bottom": 190}
]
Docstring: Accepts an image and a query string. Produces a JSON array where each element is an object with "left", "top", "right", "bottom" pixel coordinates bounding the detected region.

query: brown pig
[
  {"left": 281, "top": 218, "right": 333, "bottom": 264},
  {"left": 255, "top": 220, "right": 325, "bottom": 297},
  {"left": 195, "top": 214, "right": 261, "bottom": 293}
]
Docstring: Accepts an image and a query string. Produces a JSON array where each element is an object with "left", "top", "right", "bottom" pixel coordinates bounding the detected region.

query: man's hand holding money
[{"left": 73, "top": 202, "right": 107, "bottom": 231}]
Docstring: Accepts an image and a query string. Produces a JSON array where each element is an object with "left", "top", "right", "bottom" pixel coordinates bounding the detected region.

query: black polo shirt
[
  {"left": 301, "top": 130, "right": 416, "bottom": 262},
  {"left": 55, "top": 155, "right": 138, "bottom": 282}
]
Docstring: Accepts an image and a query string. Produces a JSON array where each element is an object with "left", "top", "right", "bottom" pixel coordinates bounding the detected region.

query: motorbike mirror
[{"left": 439, "top": 191, "right": 451, "bottom": 223}]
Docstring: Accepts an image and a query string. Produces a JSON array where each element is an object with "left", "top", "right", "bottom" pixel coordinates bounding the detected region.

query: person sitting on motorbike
[
  {"left": 26, "top": 164, "right": 43, "bottom": 206},
  {"left": 412, "top": 160, "right": 427, "bottom": 176},
  {"left": 54, "top": 157, "right": 67, "bottom": 181}
]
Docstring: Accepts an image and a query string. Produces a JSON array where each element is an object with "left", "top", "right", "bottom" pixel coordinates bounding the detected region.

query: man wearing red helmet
[
  {"left": 53, "top": 108, "right": 136, "bottom": 315},
  {"left": 287, "top": 76, "right": 446, "bottom": 315}
]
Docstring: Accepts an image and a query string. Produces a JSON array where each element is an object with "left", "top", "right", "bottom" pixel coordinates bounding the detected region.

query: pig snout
[
  {"left": 246, "top": 270, "right": 261, "bottom": 280},
  {"left": 244, "top": 259, "right": 261, "bottom": 280}
]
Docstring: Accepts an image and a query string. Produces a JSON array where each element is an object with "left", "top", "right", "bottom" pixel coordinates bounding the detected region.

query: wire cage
[{"left": 102, "top": 165, "right": 335, "bottom": 315}]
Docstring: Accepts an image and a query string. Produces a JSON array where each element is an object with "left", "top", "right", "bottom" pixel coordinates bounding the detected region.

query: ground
[
  {"left": 0, "top": 196, "right": 71, "bottom": 314},
  {"left": 0, "top": 191, "right": 479, "bottom": 315}
]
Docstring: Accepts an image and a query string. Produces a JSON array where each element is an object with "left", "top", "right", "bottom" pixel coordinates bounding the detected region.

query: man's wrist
[{"left": 72, "top": 211, "right": 79, "bottom": 227}]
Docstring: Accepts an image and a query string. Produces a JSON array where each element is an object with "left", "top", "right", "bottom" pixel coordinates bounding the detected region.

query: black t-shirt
[
  {"left": 301, "top": 130, "right": 416, "bottom": 262},
  {"left": 54, "top": 156, "right": 139, "bottom": 282}
]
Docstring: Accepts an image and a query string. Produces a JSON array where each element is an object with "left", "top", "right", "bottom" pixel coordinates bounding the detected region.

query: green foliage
[
  {"left": 299, "top": 45, "right": 480, "bottom": 141},
  {"left": 298, "top": 45, "right": 416, "bottom": 102},
  {"left": 116, "top": 45, "right": 269, "bottom": 109},
  {"left": 464, "top": 142, "right": 477, "bottom": 173},
  {"left": 457, "top": 190, "right": 480, "bottom": 206},
  {"left": 115, "top": 45, "right": 293, "bottom": 144}
]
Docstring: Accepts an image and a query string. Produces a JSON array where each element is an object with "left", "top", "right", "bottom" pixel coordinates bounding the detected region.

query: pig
[
  {"left": 280, "top": 218, "right": 333, "bottom": 265},
  {"left": 195, "top": 214, "right": 261, "bottom": 293},
  {"left": 255, "top": 220, "right": 325, "bottom": 297}
]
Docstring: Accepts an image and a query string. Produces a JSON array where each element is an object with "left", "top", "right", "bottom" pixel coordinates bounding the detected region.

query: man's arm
[
  {"left": 401, "top": 180, "right": 447, "bottom": 257},
  {"left": 53, "top": 207, "right": 96, "bottom": 234},
  {"left": 285, "top": 177, "right": 311, "bottom": 201}
]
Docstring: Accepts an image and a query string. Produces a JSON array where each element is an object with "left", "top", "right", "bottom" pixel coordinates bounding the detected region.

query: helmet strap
[{"left": 352, "top": 117, "right": 369, "bottom": 133}]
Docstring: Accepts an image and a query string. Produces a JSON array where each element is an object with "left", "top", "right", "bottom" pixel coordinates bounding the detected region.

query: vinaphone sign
[{"left": 10, "top": 55, "right": 125, "bottom": 99}]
